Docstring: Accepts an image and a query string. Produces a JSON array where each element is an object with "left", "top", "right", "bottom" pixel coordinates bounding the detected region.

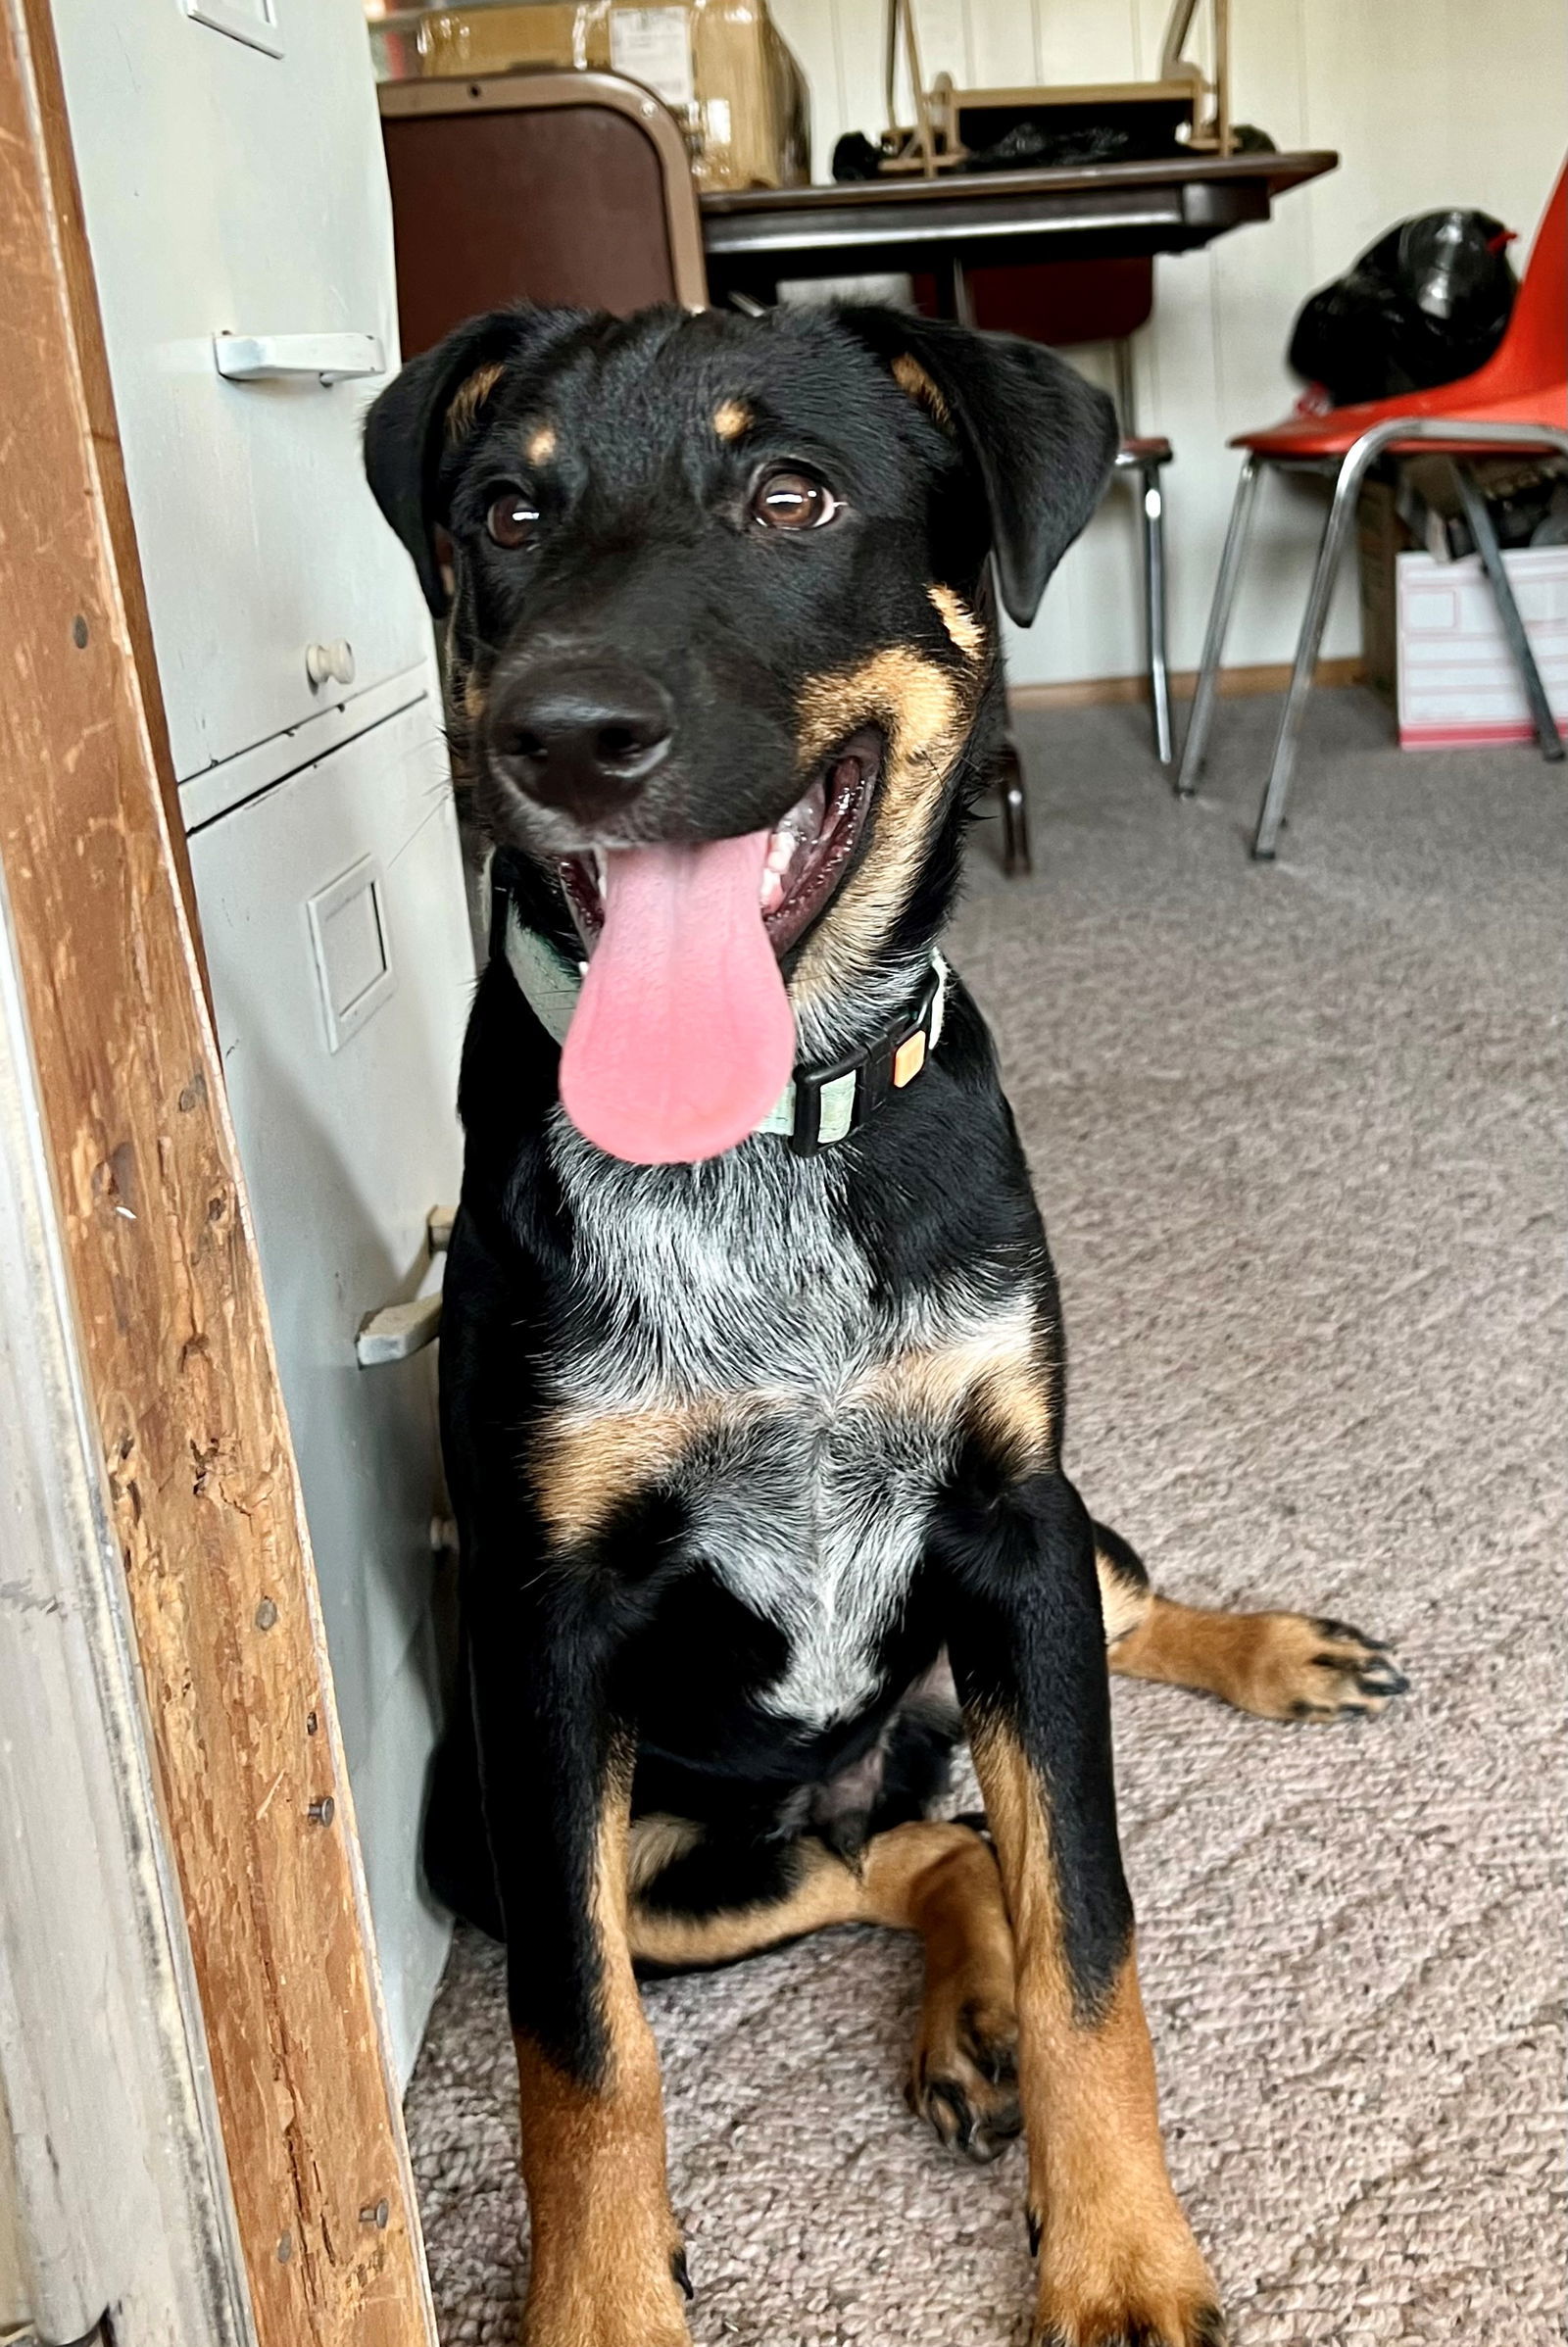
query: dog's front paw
[
  {"left": 1032, "top": 2284, "right": 1226, "bottom": 2347},
  {"left": 1033, "top": 2312, "right": 1226, "bottom": 2347},
  {"left": 521, "top": 2243, "right": 694, "bottom": 2347},
  {"left": 521, "top": 2298, "right": 693, "bottom": 2347},
  {"left": 1029, "top": 2200, "right": 1225, "bottom": 2347},
  {"left": 909, "top": 1985, "right": 1022, "bottom": 2163}
]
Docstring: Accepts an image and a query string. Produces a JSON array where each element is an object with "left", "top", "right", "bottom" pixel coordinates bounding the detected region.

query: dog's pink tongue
[{"left": 560, "top": 830, "right": 795, "bottom": 1164}]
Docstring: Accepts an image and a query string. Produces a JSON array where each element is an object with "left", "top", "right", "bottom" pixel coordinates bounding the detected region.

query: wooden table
[{"left": 701, "top": 148, "right": 1338, "bottom": 304}]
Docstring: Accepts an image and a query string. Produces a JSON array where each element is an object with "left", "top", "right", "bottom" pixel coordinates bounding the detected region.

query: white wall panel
[
  {"left": 966, "top": 0, "right": 1039, "bottom": 91},
  {"left": 1029, "top": 0, "right": 1137, "bottom": 91}
]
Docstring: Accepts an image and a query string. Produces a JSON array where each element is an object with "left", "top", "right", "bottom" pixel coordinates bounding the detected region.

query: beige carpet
[{"left": 404, "top": 690, "right": 1567, "bottom": 2346}]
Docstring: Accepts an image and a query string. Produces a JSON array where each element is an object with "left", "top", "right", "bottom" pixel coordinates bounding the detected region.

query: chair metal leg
[
  {"left": 998, "top": 734, "right": 1031, "bottom": 876},
  {"left": 1140, "top": 462, "right": 1174, "bottom": 765},
  {"left": 1166, "top": 416, "right": 1568, "bottom": 864},
  {"left": 1252, "top": 438, "right": 1387, "bottom": 858},
  {"left": 1451, "top": 460, "right": 1565, "bottom": 762},
  {"left": 1175, "top": 453, "right": 1260, "bottom": 798},
  {"left": 1113, "top": 339, "right": 1138, "bottom": 438}
]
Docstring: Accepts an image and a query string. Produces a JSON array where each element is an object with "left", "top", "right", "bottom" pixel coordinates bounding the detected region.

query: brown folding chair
[
  {"left": 378, "top": 68, "right": 709, "bottom": 350},
  {"left": 379, "top": 70, "right": 707, "bottom": 905}
]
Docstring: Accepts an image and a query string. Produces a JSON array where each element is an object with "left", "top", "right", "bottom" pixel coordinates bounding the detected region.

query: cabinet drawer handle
[
  {"left": 214, "top": 332, "right": 386, "bottom": 385},
  {"left": 355, "top": 1210, "right": 455, "bottom": 1366},
  {"left": 356, "top": 1294, "right": 442, "bottom": 1367}
]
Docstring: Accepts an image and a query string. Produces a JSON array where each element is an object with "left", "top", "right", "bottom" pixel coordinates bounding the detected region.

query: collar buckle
[{"left": 786, "top": 956, "right": 947, "bottom": 1156}]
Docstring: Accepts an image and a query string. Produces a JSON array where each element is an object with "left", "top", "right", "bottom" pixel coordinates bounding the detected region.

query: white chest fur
[{"left": 546, "top": 1115, "right": 1031, "bottom": 1731}]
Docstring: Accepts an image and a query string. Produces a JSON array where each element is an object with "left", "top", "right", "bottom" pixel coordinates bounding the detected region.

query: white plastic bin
[{"left": 1396, "top": 543, "right": 1568, "bottom": 749}]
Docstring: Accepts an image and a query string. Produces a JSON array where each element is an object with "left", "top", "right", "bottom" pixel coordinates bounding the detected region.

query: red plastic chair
[{"left": 1177, "top": 162, "right": 1568, "bottom": 856}]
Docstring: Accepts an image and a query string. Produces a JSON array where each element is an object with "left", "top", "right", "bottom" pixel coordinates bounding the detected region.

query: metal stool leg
[
  {"left": 1451, "top": 461, "right": 1565, "bottom": 762},
  {"left": 1113, "top": 339, "right": 1138, "bottom": 437},
  {"left": 1140, "top": 461, "right": 1174, "bottom": 765},
  {"left": 998, "top": 734, "right": 1031, "bottom": 877},
  {"left": 1175, "top": 453, "right": 1261, "bottom": 798},
  {"left": 978, "top": 546, "right": 1031, "bottom": 877}
]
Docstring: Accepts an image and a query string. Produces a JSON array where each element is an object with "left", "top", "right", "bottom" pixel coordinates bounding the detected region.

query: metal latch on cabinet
[
  {"left": 212, "top": 331, "right": 386, "bottom": 385},
  {"left": 355, "top": 1206, "right": 456, "bottom": 1367}
]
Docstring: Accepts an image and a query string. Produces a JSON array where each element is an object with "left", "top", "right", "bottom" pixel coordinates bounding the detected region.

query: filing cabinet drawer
[
  {"left": 185, "top": 695, "right": 472, "bottom": 2073},
  {"left": 53, "top": 0, "right": 429, "bottom": 779}
]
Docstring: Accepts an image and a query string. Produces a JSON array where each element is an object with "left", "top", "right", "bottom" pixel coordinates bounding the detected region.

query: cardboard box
[
  {"left": 1396, "top": 543, "right": 1568, "bottom": 749},
  {"left": 415, "top": 1, "right": 809, "bottom": 191},
  {"left": 416, "top": 6, "right": 593, "bottom": 77}
]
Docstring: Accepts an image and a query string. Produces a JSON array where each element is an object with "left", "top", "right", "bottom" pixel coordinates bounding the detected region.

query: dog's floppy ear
[
  {"left": 838, "top": 309, "right": 1118, "bottom": 626},
  {"left": 364, "top": 306, "right": 577, "bottom": 615}
]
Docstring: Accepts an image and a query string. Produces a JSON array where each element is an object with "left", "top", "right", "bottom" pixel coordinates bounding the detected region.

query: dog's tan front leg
[
  {"left": 949, "top": 1462, "right": 1223, "bottom": 2346},
  {"left": 517, "top": 1775, "right": 691, "bottom": 2347},
  {"left": 971, "top": 1718, "right": 1222, "bottom": 2347}
]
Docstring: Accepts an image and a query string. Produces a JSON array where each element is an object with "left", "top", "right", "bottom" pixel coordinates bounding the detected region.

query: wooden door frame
[
  {"left": 0, "top": 761, "right": 252, "bottom": 2347},
  {"left": 0, "top": 4, "right": 437, "bottom": 2342}
]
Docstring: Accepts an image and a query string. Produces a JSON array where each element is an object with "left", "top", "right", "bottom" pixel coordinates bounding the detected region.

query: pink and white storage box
[{"left": 1396, "top": 543, "right": 1568, "bottom": 749}]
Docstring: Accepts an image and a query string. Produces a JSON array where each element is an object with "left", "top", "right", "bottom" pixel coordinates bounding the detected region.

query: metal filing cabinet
[
  {"left": 52, "top": 0, "right": 471, "bottom": 2079},
  {"left": 55, "top": 0, "right": 431, "bottom": 779}
]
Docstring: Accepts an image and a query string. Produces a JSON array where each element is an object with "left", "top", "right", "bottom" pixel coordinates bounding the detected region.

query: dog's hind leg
[
  {"left": 1095, "top": 1519, "right": 1408, "bottom": 1722},
  {"left": 870, "top": 1819, "right": 1021, "bottom": 2163},
  {"left": 629, "top": 1817, "right": 1021, "bottom": 2163}
]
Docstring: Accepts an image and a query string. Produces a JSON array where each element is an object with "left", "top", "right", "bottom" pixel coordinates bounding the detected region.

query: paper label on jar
[{"left": 609, "top": 8, "right": 696, "bottom": 112}]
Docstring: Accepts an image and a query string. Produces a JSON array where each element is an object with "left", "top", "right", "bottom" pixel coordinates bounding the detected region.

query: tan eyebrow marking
[
  {"left": 712, "top": 399, "right": 751, "bottom": 441},
  {"left": 444, "top": 361, "right": 504, "bottom": 442},
  {"left": 525, "top": 421, "right": 558, "bottom": 465},
  {"left": 929, "top": 584, "right": 985, "bottom": 660},
  {"left": 892, "top": 354, "right": 953, "bottom": 431}
]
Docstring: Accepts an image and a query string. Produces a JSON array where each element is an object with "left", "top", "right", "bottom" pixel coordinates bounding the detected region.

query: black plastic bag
[{"left": 1288, "top": 209, "right": 1516, "bottom": 407}]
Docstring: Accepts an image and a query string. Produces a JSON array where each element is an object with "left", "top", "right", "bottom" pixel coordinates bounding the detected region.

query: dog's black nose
[{"left": 489, "top": 660, "right": 673, "bottom": 814}]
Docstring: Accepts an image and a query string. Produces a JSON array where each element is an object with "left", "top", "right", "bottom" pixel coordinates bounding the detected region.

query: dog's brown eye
[
  {"left": 751, "top": 469, "right": 838, "bottom": 532},
  {"left": 486, "top": 488, "right": 540, "bottom": 550}
]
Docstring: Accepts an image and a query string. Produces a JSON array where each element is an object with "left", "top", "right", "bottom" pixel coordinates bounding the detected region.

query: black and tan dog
[{"left": 365, "top": 302, "right": 1406, "bottom": 2347}]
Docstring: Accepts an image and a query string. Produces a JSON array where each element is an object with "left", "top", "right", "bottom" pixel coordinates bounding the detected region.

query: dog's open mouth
[
  {"left": 557, "top": 726, "right": 882, "bottom": 960},
  {"left": 553, "top": 727, "right": 883, "bottom": 1167}
]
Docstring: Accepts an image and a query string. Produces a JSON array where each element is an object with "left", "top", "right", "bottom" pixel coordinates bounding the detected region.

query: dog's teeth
[
  {"left": 760, "top": 867, "right": 784, "bottom": 913},
  {"left": 776, "top": 779, "right": 825, "bottom": 844}
]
